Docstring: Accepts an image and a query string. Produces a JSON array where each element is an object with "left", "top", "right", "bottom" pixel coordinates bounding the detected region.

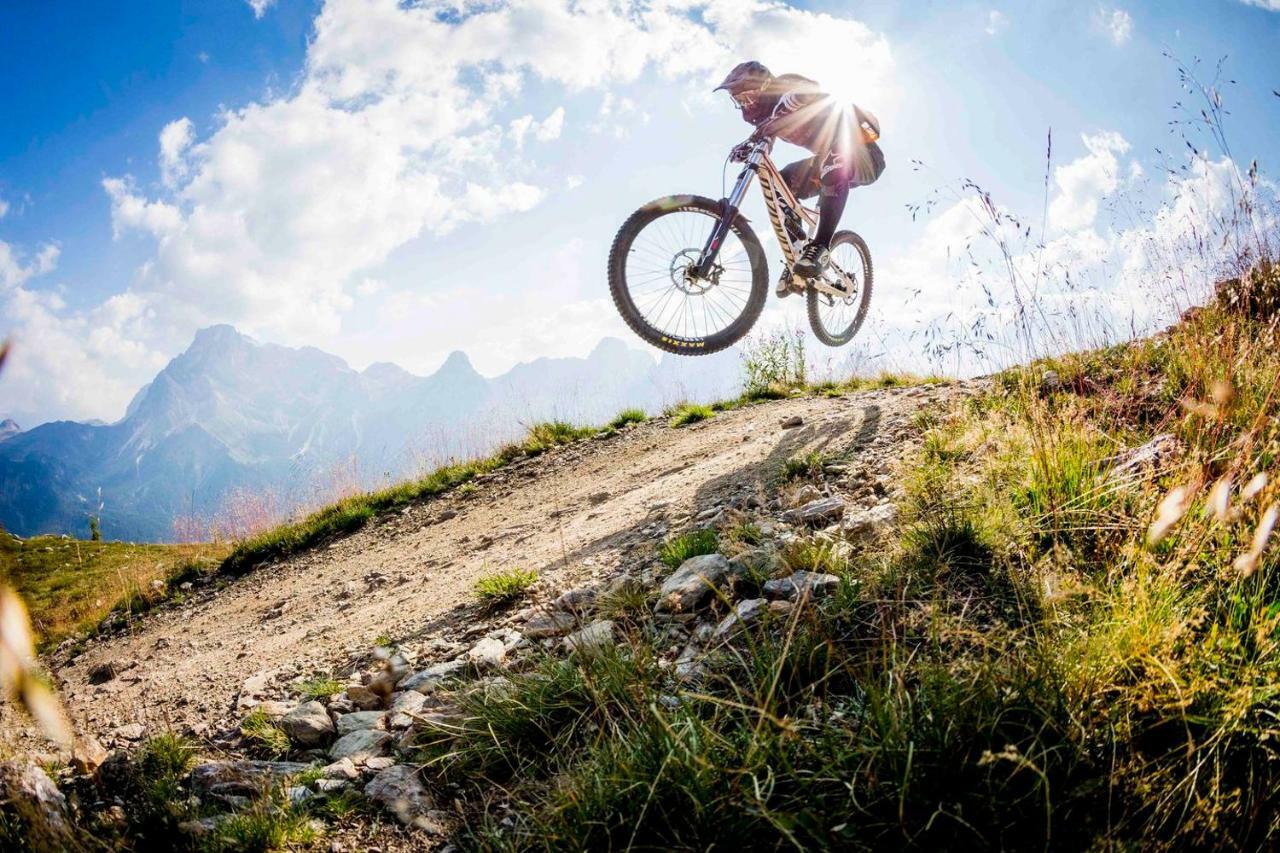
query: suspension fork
[{"left": 693, "top": 153, "right": 760, "bottom": 280}]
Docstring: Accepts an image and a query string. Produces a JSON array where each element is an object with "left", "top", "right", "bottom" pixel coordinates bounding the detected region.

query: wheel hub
[{"left": 671, "top": 249, "right": 719, "bottom": 295}]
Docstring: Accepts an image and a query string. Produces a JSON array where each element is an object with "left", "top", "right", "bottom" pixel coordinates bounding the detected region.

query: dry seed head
[
  {"left": 1210, "top": 379, "right": 1234, "bottom": 408},
  {"left": 1180, "top": 399, "right": 1218, "bottom": 419},
  {"left": 1234, "top": 504, "right": 1278, "bottom": 578},
  {"left": 1206, "top": 476, "right": 1232, "bottom": 522},
  {"left": 1148, "top": 484, "right": 1195, "bottom": 546},
  {"left": 1242, "top": 472, "right": 1269, "bottom": 503}
]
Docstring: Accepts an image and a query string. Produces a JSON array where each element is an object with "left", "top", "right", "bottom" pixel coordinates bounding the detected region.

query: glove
[{"left": 729, "top": 141, "right": 754, "bottom": 163}]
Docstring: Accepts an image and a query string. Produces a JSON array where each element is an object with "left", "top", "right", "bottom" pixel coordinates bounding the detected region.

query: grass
[
  {"left": 200, "top": 795, "right": 319, "bottom": 853},
  {"left": 240, "top": 707, "right": 291, "bottom": 759},
  {"left": 780, "top": 449, "right": 827, "bottom": 482},
  {"left": 667, "top": 403, "right": 714, "bottom": 427},
  {"left": 0, "top": 532, "right": 229, "bottom": 648},
  {"left": 112, "top": 733, "right": 201, "bottom": 847},
  {"left": 607, "top": 408, "right": 646, "bottom": 429},
  {"left": 296, "top": 676, "right": 344, "bottom": 701},
  {"left": 475, "top": 568, "right": 539, "bottom": 605},
  {"left": 657, "top": 529, "right": 718, "bottom": 569}
]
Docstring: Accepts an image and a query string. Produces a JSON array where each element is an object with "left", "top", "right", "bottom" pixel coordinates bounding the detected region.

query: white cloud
[
  {"left": 1239, "top": 0, "right": 1280, "bottom": 9},
  {"left": 246, "top": 0, "right": 275, "bottom": 19},
  {"left": 1094, "top": 7, "right": 1133, "bottom": 45},
  {"left": 875, "top": 138, "right": 1275, "bottom": 376},
  {"left": 0, "top": 197, "right": 8, "bottom": 220},
  {"left": 158, "top": 117, "right": 194, "bottom": 188},
  {"left": 985, "top": 10, "right": 1008, "bottom": 35},
  {"left": 13, "top": 0, "right": 898, "bottom": 424},
  {"left": 1048, "top": 131, "right": 1130, "bottom": 233},
  {"left": 510, "top": 106, "right": 566, "bottom": 147}
]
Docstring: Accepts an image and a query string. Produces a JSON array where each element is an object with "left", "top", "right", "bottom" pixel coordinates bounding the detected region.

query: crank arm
[{"left": 807, "top": 276, "right": 852, "bottom": 298}]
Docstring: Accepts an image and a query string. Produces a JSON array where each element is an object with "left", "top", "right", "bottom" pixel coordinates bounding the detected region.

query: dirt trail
[{"left": 2, "top": 382, "right": 969, "bottom": 753}]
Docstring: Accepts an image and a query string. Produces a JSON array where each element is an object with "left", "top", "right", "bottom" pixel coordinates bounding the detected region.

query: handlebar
[{"left": 729, "top": 134, "right": 773, "bottom": 164}]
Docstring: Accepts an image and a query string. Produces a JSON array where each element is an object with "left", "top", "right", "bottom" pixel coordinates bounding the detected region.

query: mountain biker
[{"left": 715, "top": 61, "right": 884, "bottom": 294}]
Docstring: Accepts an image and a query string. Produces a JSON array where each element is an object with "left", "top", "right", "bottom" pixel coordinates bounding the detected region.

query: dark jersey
[{"left": 740, "top": 74, "right": 880, "bottom": 156}]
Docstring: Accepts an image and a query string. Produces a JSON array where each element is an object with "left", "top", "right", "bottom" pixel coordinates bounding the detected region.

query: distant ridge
[{"left": 0, "top": 326, "right": 741, "bottom": 540}]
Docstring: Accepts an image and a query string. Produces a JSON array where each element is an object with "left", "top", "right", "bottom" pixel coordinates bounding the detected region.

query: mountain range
[{"left": 0, "top": 326, "right": 742, "bottom": 541}]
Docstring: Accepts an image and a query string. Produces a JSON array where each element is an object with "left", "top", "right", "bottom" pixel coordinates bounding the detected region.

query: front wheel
[
  {"left": 608, "top": 195, "right": 768, "bottom": 355},
  {"left": 807, "top": 230, "right": 873, "bottom": 347}
]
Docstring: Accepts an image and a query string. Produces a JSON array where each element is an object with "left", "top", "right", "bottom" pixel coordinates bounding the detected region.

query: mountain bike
[{"left": 608, "top": 133, "right": 873, "bottom": 355}]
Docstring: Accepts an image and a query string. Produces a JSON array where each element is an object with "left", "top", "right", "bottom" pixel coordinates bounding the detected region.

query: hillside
[
  {"left": 0, "top": 533, "right": 227, "bottom": 648},
  {"left": 0, "top": 376, "right": 963, "bottom": 848},
  {"left": 0, "top": 326, "right": 742, "bottom": 542},
  {"left": 2, "top": 267, "right": 1278, "bottom": 851}
]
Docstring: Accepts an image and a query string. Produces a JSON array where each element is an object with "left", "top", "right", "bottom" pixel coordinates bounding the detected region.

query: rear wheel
[
  {"left": 807, "top": 230, "right": 873, "bottom": 346},
  {"left": 608, "top": 195, "right": 768, "bottom": 355}
]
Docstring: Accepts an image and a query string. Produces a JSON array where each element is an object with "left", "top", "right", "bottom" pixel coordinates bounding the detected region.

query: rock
[
  {"left": 70, "top": 735, "right": 109, "bottom": 775},
  {"left": 1040, "top": 369, "right": 1062, "bottom": 395},
  {"left": 1106, "top": 433, "right": 1180, "bottom": 484},
  {"left": 387, "top": 691, "right": 428, "bottom": 729},
  {"left": 523, "top": 609, "right": 578, "bottom": 639},
  {"left": 179, "top": 816, "right": 231, "bottom": 837},
  {"left": 768, "top": 599, "right": 795, "bottom": 617},
  {"left": 321, "top": 758, "right": 359, "bottom": 780},
  {"left": 335, "top": 710, "right": 386, "bottom": 736},
  {"left": 0, "top": 762, "right": 76, "bottom": 848},
  {"left": 563, "top": 620, "right": 616, "bottom": 655},
  {"left": 674, "top": 645, "right": 705, "bottom": 682},
  {"left": 843, "top": 503, "right": 897, "bottom": 539},
  {"left": 465, "top": 637, "right": 506, "bottom": 671},
  {"left": 555, "top": 588, "right": 598, "bottom": 613},
  {"left": 712, "top": 599, "right": 766, "bottom": 640},
  {"left": 780, "top": 415, "right": 804, "bottom": 429},
  {"left": 781, "top": 497, "right": 845, "bottom": 526},
  {"left": 236, "top": 669, "right": 277, "bottom": 712},
  {"left": 190, "top": 760, "right": 312, "bottom": 799},
  {"left": 656, "top": 554, "right": 732, "bottom": 612},
  {"left": 112, "top": 723, "right": 145, "bottom": 742},
  {"left": 315, "top": 778, "right": 350, "bottom": 794},
  {"left": 88, "top": 659, "right": 129, "bottom": 684},
  {"left": 345, "top": 684, "right": 383, "bottom": 711},
  {"left": 365, "top": 765, "right": 444, "bottom": 833},
  {"left": 287, "top": 786, "right": 313, "bottom": 806},
  {"left": 364, "top": 756, "right": 396, "bottom": 772},
  {"left": 789, "top": 484, "right": 822, "bottom": 507},
  {"left": 763, "top": 571, "right": 841, "bottom": 602},
  {"left": 329, "top": 729, "right": 391, "bottom": 762},
  {"left": 400, "top": 660, "right": 465, "bottom": 694},
  {"left": 389, "top": 690, "right": 427, "bottom": 714},
  {"left": 281, "top": 701, "right": 335, "bottom": 747},
  {"left": 728, "top": 547, "right": 783, "bottom": 581},
  {"left": 253, "top": 700, "right": 293, "bottom": 719}
]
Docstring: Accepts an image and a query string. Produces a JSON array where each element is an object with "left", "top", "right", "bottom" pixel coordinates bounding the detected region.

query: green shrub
[
  {"left": 608, "top": 408, "right": 647, "bottom": 429},
  {"left": 668, "top": 404, "right": 714, "bottom": 427},
  {"left": 475, "top": 568, "right": 539, "bottom": 604},
  {"left": 658, "top": 529, "right": 718, "bottom": 569}
]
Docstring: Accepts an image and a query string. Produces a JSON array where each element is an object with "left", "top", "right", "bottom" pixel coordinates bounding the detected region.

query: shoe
[{"left": 792, "top": 242, "right": 830, "bottom": 279}]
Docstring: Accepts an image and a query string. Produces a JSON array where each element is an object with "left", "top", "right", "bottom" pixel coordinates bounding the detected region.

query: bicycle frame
[{"left": 695, "top": 137, "right": 850, "bottom": 299}]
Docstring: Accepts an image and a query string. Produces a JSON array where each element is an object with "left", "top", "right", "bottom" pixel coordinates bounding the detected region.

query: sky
[{"left": 1, "top": 0, "right": 1278, "bottom": 427}]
